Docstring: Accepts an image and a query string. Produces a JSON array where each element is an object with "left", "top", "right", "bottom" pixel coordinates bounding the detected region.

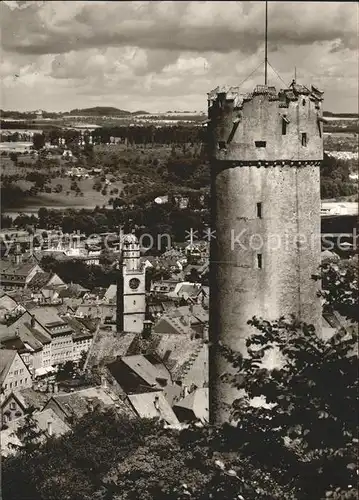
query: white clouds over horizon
[{"left": 1, "top": 1, "right": 358, "bottom": 113}]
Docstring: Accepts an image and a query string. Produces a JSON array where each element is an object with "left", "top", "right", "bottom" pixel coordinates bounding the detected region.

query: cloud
[
  {"left": 2, "top": 1, "right": 357, "bottom": 55},
  {"left": 1, "top": 1, "right": 358, "bottom": 113}
]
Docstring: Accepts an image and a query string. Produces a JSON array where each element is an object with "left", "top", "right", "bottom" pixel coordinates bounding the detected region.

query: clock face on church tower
[{"left": 129, "top": 278, "right": 140, "bottom": 290}]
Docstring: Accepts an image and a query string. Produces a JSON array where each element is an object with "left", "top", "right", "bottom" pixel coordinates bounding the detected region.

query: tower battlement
[{"left": 207, "top": 83, "right": 324, "bottom": 163}]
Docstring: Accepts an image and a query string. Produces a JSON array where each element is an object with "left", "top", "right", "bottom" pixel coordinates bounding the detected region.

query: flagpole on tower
[{"left": 264, "top": 0, "right": 268, "bottom": 85}]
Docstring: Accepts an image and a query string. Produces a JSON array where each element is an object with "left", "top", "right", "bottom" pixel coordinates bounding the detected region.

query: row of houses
[
  {"left": 0, "top": 303, "right": 96, "bottom": 395},
  {"left": 1, "top": 319, "right": 210, "bottom": 455}
]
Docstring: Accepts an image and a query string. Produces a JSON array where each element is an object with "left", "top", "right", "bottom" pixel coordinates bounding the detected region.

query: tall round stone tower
[{"left": 208, "top": 82, "right": 324, "bottom": 423}]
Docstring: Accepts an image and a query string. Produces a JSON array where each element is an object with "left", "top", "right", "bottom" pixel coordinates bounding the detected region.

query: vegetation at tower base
[
  {"left": 313, "top": 260, "right": 359, "bottom": 323},
  {"left": 321, "top": 153, "right": 357, "bottom": 199},
  {"left": 2, "top": 408, "right": 296, "bottom": 500},
  {"left": 218, "top": 262, "right": 358, "bottom": 500}
]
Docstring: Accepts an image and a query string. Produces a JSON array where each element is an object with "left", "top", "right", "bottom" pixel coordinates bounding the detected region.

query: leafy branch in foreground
[
  {"left": 313, "top": 261, "right": 358, "bottom": 323},
  {"left": 220, "top": 314, "right": 358, "bottom": 499}
]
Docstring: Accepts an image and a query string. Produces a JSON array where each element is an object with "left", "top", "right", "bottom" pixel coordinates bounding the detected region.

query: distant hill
[
  {"left": 65, "top": 107, "right": 132, "bottom": 117},
  {"left": 132, "top": 110, "right": 150, "bottom": 115}
]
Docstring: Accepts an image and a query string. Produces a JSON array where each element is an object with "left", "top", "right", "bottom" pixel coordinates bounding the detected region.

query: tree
[
  {"left": 2, "top": 409, "right": 293, "bottom": 500},
  {"left": 56, "top": 360, "right": 77, "bottom": 382},
  {"left": 77, "top": 350, "right": 88, "bottom": 372},
  {"left": 9, "top": 406, "right": 45, "bottom": 456},
  {"left": 187, "top": 267, "right": 200, "bottom": 283},
  {"left": 145, "top": 266, "right": 171, "bottom": 291},
  {"left": 33, "top": 133, "right": 46, "bottom": 151},
  {"left": 313, "top": 261, "right": 358, "bottom": 323},
  {"left": 219, "top": 262, "right": 358, "bottom": 499},
  {"left": 99, "top": 248, "right": 117, "bottom": 266},
  {"left": 9, "top": 152, "right": 18, "bottom": 164},
  {"left": 93, "top": 180, "right": 102, "bottom": 192}
]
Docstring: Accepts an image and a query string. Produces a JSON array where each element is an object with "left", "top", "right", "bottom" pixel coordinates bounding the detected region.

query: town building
[
  {"left": 1, "top": 387, "right": 49, "bottom": 424},
  {"left": 0, "top": 350, "right": 32, "bottom": 399},
  {"left": 30, "top": 307, "right": 75, "bottom": 366},
  {"left": 107, "top": 354, "right": 169, "bottom": 394},
  {"left": 1, "top": 408, "right": 70, "bottom": 456},
  {"left": 0, "top": 256, "right": 43, "bottom": 291},
  {"left": 42, "top": 386, "right": 131, "bottom": 424},
  {"left": 1, "top": 306, "right": 95, "bottom": 374},
  {"left": 0, "top": 294, "right": 26, "bottom": 323}
]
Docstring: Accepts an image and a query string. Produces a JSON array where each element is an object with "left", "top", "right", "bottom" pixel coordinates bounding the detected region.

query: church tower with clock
[{"left": 117, "top": 234, "right": 146, "bottom": 334}]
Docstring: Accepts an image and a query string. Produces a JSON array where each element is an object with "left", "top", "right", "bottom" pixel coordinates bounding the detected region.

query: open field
[
  {"left": 5, "top": 175, "right": 123, "bottom": 212},
  {"left": 2, "top": 136, "right": 357, "bottom": 215}
]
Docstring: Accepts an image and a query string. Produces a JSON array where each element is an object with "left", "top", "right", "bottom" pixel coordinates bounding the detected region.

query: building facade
[
  {"left": 208, "top": 82, "right": 324, "bottom": 423},
  {"left": 0, "top": 350, "right": 32, "bottom": 400}
]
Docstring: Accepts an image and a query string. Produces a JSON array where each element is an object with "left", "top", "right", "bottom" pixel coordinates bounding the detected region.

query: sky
[{"left": 1, "top": 1, "right": 358, "bottom": 113}]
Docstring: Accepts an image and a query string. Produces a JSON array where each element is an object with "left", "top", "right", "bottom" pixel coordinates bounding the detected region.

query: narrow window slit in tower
[
  {"left": 257, "top": 254, "right": 263, "bottom": 269},
  {"left": 301, "top": 133, "right": 307, "bottom": 147},
  {"left": 317, "top": 118, "right": 322, "bottom": 138},
  {"left": 256, "top": 202, "right": 262, "bottom": 218},
  {"left": 255, "top": 141, "right": 266, "bottom": 148},
  {"left": 281, "top": 115, "right": 289, "bottom": 135}
]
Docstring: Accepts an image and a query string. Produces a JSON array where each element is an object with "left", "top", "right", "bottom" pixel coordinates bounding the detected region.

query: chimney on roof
[
  {"left": 101, "top": 375, "right": 108, "bottom": 390},
  {"left": 47, "top": 421, "right": 52, "bottom": 436}
]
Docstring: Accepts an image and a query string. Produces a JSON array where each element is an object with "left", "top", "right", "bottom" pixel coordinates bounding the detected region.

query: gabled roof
[
  {"left": 162, "top": 384, "right": 183, "bottom": 406},
  {"left": 153, "top": 315, "right": 195, "bottom": 336},
  {"left": 173, "top": 387, "right": 209, "bottom": 423},
  {"left": 27, "top": 271, "right": 52, "bottom": 290},
  {"left": 0, "top": 336, "right": 27, "bottom": 352},
  {"left": 120, "top": 355, "right": 168, "bottom": 387},
  {"left": 1, "top": 408, "right": 70, "bottom": 457},
  {"left": 86, "top": 331, "right": 137, "bottom": 368},
  {"left": 65, "top": 316, "right": 94, "bottom": 340},
  {"left": 0, "top": 349, "right": 17, "bottom": 384},
  {"left": 0, "top": 294, "right": 19, "bottom": 311},
  {"left": 2, "top": 327, "right": 47, "bottom": 352},
  {"left": 0, "top": 260, "right": 39, "bottom": 277},
  {"left": 6, "top": 310, "right": 52, "bottom": 347},
  {"left": 176, "top": 284, "right": 201, "bottom": 298},
  {"left": 2, "top": 387, "right": 49, "bottom": 412},
  {"left": 172, "top": 305, "right": 208, "bottom": 324},
  {"left": 30, "top": 306, "right": 69, "bottom": 332},
  {"left": 127, "top": 391, "right": 180, "bottom": 426},
  {"left": 46, "top": 386, "right": 127, "bottom": 420},
  {"left": 104, "top": 284, "right": 117, "bottom": 301},
  {"left": 136, "top": 334, "right": 205, "bottom": 383},
  {"left": 181, "top": 343, "right": 208, "bottom": 389}
]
